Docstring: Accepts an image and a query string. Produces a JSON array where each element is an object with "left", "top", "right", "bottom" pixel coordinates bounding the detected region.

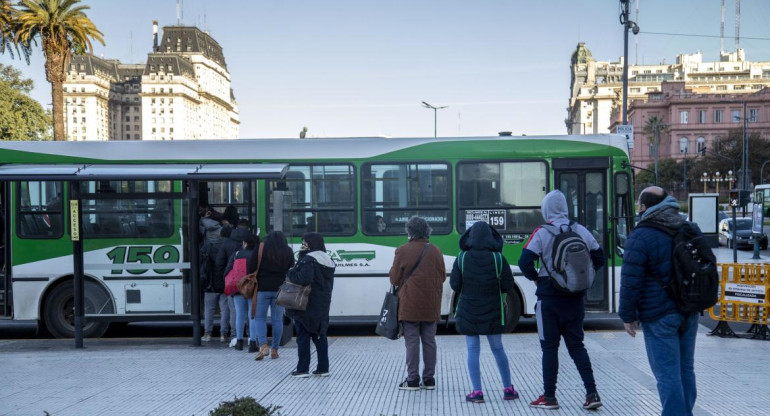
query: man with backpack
[
  {"left": 620, "top": 186, "right": 712, "bottom": 416},
  {"left": 518, "top": 189, "right": 605, "bottom": 411}
]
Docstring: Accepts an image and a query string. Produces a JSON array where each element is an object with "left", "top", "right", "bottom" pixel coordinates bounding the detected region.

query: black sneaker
[
  {"left": 248, "top": 340, "right": 258, "bottom": 353},
  {"left": 583, "top": 392, "right": 603, "bottom": 410},
  {"left": 398, "top": 379, "right": 420, "bottom": 391},
  {"left": 312, "top": 370, "right": 330, "bottom": 377},
  {"left": 291, "top": 371, "right": 310, "bottom": 378},
  {"left": 421, "top": 377, "right": 436, "bottom": 390},
  {"left": 234, "top": 340, "right": 243, "bottom": 351}
]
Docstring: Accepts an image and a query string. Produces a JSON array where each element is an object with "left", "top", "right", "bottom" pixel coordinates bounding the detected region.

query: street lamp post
[
  {"left": 714, "top": 171, "right": 722, "bottom": 194},
  {"left": 682, "top": 147, "right": 688, "bottom": 196},
  {"left": 619, "top": 0, "right": 640, "bottom": 126},
  {"left": 701, "top": 172, "right": 709, "bottom": 193},
  {"left": 761, "top": 160, "right": 770, "bottom": 184},
  {"left": 421, "top": 101, "right": 448, "bottom": 138}
]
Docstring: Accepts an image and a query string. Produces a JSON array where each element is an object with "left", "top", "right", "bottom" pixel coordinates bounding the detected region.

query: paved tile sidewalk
[{"left": 1, "top": 325, "right": 769, "bottom": 416}]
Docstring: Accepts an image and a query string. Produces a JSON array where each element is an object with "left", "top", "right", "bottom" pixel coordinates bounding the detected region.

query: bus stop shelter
[{"left": 0, "top": 162, "right": 288, "bottom": 348}]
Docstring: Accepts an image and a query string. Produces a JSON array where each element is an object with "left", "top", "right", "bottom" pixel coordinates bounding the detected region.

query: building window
[
  {"left": 732, "top": 110, "right": 740, "bottom": 123},
  {"left": 749, "top": 109, "right": 758, "bottom": 122},
  {"left": 680, "top": 137, "right": 689, "bottom": 154},
  {"left": 126, "top": 134, "right": 130, "bottom": 139},
  {"left": 698, "top": 110, "right": 706, "bottom": 124},
  {"left": 697, "top": 137, "right": 706, "bottom": 153},
  {"left": 680, "top": 111, "right": 688, "bottom": 124},
  {"left": 714, "top": 109, "right": 723, "bottom": 123}
]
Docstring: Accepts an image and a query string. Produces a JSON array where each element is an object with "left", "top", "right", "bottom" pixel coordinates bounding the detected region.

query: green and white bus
[{"left": 0, "top": 134, "right": 634, "bottom": 338}]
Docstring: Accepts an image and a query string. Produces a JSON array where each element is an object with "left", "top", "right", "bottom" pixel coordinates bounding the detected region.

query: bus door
[
  {"left": 200, "top": 181, "right": 256, "bottom": 231},
  {"left": 553, "top": 157, "right": 609, "bottom": 311}
]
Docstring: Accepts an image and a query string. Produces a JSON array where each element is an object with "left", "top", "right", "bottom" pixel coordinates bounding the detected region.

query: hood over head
[
  {"left": 541, "top": 190, "right": 569, "bottom": 224},
  {"left": 459, "top": 221, "right": 503, "bottom": 252},
  {"left": 307, "top": 250, "right": 336, "bottom": 269},
  {"left": 641, "top": 195, "right": 683, "bottom": 229}
]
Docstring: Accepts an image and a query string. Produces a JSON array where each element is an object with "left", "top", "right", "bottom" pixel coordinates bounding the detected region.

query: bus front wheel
[
  {"left": 44, "top": 280, "right": 113, "bottom": 339},
  {"left": 503, "top": 291, "right": 522, "bottom": 333}
]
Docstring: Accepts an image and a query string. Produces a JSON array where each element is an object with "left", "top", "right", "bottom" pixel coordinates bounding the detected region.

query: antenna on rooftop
[
  {"left": 176, "top": 0, "right": 184, "bottom": 25},
  {"left": 720, "top": 0, "right": 725, "bottom": 52},
  {"left": 734, "top": 0, "right": 740, "bottom": 50},
  {"left": 634, "top": 0, "right": 639, "bottom": 65}
]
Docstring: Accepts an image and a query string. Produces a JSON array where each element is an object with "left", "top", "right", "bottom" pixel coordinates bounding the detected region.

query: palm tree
[
  {"left": 13, "top": 0, "right": 103, "bottom": 141},
  {"left": 1, "top": 0, "right": 32, "bottom": 63},
  {"left": 643, "top": 116, "right": 668, "bottom": 184}
]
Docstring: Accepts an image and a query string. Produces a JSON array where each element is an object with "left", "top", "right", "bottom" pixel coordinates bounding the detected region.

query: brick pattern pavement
[{"left": 1, "top": 326, "right": 769, "bottom": 416}]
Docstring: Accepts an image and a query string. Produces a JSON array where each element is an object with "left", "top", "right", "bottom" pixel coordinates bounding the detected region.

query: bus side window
[{"left": 17, "top": 181, "right": 63, "bottom": 239}]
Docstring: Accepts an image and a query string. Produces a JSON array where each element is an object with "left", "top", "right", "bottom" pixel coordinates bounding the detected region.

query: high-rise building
[
  {"left": 566, "top": 42, "right": 770, "bottom": 135},
  {"left": 62, "top": 22, "right": 239, "bottom": 141}
]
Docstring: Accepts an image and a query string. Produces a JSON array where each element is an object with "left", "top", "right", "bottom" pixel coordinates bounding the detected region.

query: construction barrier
[{"left": 709, "top": 263, "right": 769, "bottom": 339}]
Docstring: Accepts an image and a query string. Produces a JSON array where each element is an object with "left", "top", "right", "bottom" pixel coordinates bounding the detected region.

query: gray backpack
[{"left": 541, "top": 223, "right": 595, "bottom": 293}]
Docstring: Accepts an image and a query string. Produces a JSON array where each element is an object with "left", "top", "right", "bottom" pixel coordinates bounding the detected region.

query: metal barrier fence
[{"left": 709, "top": 263, "right": 769, "bottom": 339}]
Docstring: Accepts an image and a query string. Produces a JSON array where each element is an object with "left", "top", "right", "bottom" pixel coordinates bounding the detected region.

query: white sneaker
[
  {"left": 229, "top": 337, "right": 238, "bottom": 348},
  {"left": 202, "top": 333, "right": 212, "bottom": 342},
  {"left": 220, "top": 334, "right": 226, "bottom": 342}
]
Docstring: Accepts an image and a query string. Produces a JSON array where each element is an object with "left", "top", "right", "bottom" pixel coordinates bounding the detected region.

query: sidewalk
[{"left": 1, "top": 325, "right": 769, "bottom": 416}]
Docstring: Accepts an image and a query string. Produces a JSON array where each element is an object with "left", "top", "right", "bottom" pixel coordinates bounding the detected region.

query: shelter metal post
[
  {"left": 70, "top": 181, "right": 85, "bottom": 349},
  {"left": 188, "top": 181, "right": 201, "bottom": 346}
]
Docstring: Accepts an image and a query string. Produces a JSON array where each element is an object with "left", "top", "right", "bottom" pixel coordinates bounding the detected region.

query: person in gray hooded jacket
[{"left": 518, "top": 190, "right": 605, "bottom": 411}]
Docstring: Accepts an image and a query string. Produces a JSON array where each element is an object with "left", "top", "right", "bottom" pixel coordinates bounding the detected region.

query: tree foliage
[
  {"left": 0, "top": 0, "right": 32, "bottom": 62},
  {"left": 0, "top": 63, "right": 51, "bottom": 141},
  {"left": 12, "top": 0, "right": 104, "bottom": 141}
]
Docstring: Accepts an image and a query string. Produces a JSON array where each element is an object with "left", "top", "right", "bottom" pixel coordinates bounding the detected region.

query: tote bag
[{"left": 374, "top": 286, "right": 401, "bottom": 340}]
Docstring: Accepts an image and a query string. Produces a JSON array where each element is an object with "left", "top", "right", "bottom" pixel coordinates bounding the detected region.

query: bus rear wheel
[{"left": 44, "top": 280, "right": 113, "bottom": 339}]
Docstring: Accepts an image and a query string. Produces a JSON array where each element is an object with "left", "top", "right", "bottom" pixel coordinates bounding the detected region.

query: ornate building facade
[
  {"left": 625, "top": 81, "right": 770, "bottom": 171},
  {"left": 566, "top": 42, "right": 770, "bottom": 136},
  {"left": 62, "top": 22, "right": 239, "bottom": 141}
]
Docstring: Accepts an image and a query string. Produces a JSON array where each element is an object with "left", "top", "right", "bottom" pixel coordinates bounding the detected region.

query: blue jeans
[
  {"left": 295, "top": 322, "right": 329, "bottom": 373},
  {"left": 255, "top": 291, "right": 284, "bottom": 348},
  {"left": 232, "top": 294, "right": 257, "bottom": 341},
  {"left": 465, "top": 334, "right": 512, "bottom": 391},
  {"left": 641, "top": 312, "right": 699, "bottom": 416}
]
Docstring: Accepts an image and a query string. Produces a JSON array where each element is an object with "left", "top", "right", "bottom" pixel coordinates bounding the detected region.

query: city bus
[{"left": 0, "top": 134, "right": 634, "bottom": 338}]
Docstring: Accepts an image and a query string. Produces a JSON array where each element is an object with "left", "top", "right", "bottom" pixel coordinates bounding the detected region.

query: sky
[{"left": 2, "top": 0, "right": 770, "bottom": 139}]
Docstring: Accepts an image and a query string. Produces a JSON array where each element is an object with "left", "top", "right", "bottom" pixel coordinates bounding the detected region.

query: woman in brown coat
[{"left": 389, "top": 216, "right": 446, "bottom": 391}]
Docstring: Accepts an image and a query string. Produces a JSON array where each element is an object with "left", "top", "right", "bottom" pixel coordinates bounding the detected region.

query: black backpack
[
  {"left": 540, "top": 223, "right": 595, "bottom": 293},
  {"left": 637, "top": 221, "right": 719, "bottom": 313}
]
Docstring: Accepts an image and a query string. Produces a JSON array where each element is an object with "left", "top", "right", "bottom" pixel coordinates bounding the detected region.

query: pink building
[{"left": 620, "top": 82, "right": 770, "bottom": 171}]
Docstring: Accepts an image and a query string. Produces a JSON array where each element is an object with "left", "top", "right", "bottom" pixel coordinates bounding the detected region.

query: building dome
[{"left": 571, "top": 42, "right": 594, "bottom": 65}]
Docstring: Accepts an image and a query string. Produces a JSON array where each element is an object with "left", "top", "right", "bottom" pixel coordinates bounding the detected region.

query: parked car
[{"left": 718, "top": 217, "right": 769, "bottom": 249}]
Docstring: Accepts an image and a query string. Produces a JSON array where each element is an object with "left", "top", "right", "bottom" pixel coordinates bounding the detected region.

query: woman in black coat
[
  {"left": 285, "top": 232, "right": 335, "bottom": 378},
  {"left": 449, "top": 221, "right": 518, "bottom": 403}
]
